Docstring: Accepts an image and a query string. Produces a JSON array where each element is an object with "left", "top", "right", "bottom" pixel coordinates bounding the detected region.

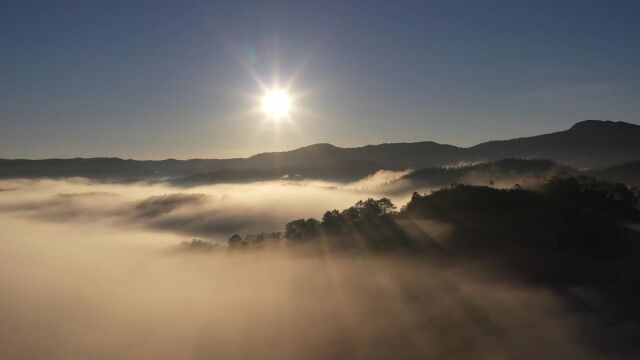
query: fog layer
[
  {"left": 0, "top": 177, "right": 600, "bottom": 359},
  {"left": 0, "top": 173, "right": 415, "bottom": 241}
]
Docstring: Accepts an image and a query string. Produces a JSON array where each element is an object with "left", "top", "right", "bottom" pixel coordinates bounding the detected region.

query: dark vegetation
[
  {"left": 225, "top": 175, "right": 639, "bottom": 254},
  {"left": 177, "top": 239, "right": 222, "bottom": 252},
  {"left": 225, "top": 197, "right": 413, "bottom": 252},
  {"left": 589, "top": 160, "right": 640, "bottom": 186},
  {"left": 405, "top": 158, "right": 571, "bottom": 187},
  {"left": 214, "top": 175, "right": 640, "bottom": 355}
]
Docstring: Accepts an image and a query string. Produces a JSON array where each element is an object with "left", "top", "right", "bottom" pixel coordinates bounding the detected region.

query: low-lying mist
[
  {"left": 0, "top": 175, "right": 623, "bottom": 359},
  {"left": 0, "top": 171, "right": 416, "bottom": 242}
]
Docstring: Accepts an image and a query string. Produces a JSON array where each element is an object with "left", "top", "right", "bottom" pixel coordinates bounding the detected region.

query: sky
[{"left": 1, "top": 0, "right": 639, "bottom": 159}]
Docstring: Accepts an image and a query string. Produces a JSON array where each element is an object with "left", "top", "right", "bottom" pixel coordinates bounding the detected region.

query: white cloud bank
[{"left": 0, "top": 177, "right": 598, "bottom": 359}]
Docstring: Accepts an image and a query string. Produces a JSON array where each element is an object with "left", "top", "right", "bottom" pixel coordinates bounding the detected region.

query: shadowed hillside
[
  {"left": 209, "top": 176, "right": 640, "bottom": 357},
  {"left": 589, "top": 161, "right": 640, "bottom": 186},
  {"left": 470, "top": 120, "right": 640, "bottom": 168},
  {"left": 223, "top": 175, "right": 640, "bottom": 255},
  {"left": 404, "top": 158, "right": 573, "bottom": 188}
]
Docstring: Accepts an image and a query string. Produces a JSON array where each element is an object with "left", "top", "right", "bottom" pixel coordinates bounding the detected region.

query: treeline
[
  {"left": 226, "top": 198, "right": 409, "bottom": 251},
  {"left": 404, "top": 158, "right": 570, "bottom": 187},
  {"left": 214, "top": 175, "right": 639, "bottom": 254}
]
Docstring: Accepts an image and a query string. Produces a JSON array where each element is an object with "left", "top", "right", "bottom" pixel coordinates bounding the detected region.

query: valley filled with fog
[
  {"left": 0, "top": 218, "right": 592, "bottom": 359},
  {"left": 1, "top": 174, "right": 638, "bottom": 359},
  {"left": 0, "top": 171, "right": 415, "bottom": 244},
  {"left": 4, "top": 1, "right": 640, "bottom": 358}
]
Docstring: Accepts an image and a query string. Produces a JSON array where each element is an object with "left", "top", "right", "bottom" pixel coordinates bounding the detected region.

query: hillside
[
  {"left": 404, "top": 158, "right": 573, "bottom": 187},
  {"left": 589, "top": 160, "right": 640, "bottom": 186},
  {"left": 470, "top": 120, "right": 640, "bottom": 168}
]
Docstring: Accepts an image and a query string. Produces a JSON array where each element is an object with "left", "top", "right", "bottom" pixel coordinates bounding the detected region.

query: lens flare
[{"left": 261, "top": 90, "right": 292, "bottom": 120}]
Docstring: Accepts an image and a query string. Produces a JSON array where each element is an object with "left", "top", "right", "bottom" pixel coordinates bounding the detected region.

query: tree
[
  {"left": 544, "top": 176, "right": 580, "bottom": 197},
  {"left": 228, "top": 234, "right": 243, "bottom": 247},
  {"left": 321, "top": 210, "right": 344, "bottom": 234},
  {"left": 180, "top": 239, "right": 215, "bottom": 252},
  {"left": 285, "top": 218, "right": 321, "bottom": 241},
  {"left": 353, "top": 198, "right": 396, "bottom": 218}
]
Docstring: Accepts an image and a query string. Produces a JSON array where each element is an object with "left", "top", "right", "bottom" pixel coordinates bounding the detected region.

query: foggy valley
[
  {"left": 3, "top": 1, "right": 640, "bottom": 358},
  {"left": 1, "top": 163, "right": 639, "bottom": 358}
]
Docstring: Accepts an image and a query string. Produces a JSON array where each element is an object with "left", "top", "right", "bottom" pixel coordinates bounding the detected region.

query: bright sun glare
[{"left": 261, "top": 89, "right": 292, "bottom": 120}]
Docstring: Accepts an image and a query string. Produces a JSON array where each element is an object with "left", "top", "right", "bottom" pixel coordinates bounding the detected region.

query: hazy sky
[{"left": 1, "top": 0, "right": 639, "bottom": 159}]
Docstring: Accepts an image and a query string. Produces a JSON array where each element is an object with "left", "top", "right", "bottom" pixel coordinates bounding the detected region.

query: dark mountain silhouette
[
  {"left": 241, "top": 141, "right": 469, "bottom": 169},
  {"left": 234, "top": 120, "right": 640, "bottom": 170},
  {"left": 1, "top": 120, "right": 639, "bottom": 181},
  {"left": 0, "top": 158, "right": 228, "bottom": 180},
  {"left": 470, "top": 120, "right": 640, "bottom": 168},
  {"left": 175, "top": 160, "right": 388, "bottom": 185}
]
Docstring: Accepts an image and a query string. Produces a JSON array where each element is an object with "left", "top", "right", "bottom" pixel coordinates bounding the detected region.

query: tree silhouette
[
  {"left": 228, "top": 234, "right": 243, "bottom": 247},
  {"left": 321, "top": 210, "right": 345, "bottom": 235},
  {"left": 285, "top": 218, "right": 321, "bottom": 241}
]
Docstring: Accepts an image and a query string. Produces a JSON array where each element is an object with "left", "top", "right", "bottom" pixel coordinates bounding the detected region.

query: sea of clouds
[{"left": 0, "top": 175, "right": 600, "bottom": 359}]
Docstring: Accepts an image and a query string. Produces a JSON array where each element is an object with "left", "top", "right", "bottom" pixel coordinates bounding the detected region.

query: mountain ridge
[{"left": 1, "top": 120, "right": 639, "bottom": 180}]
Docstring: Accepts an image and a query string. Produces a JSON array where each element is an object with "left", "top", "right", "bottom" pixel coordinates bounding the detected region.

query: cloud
[
  {"left": 131, "top": 194, "right": 207, "bottom": 219},
  {"left": 0, "top": 176, "right": 416, "bottom": 240}
]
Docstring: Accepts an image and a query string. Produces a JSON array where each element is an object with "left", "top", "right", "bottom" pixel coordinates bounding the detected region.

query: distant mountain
[
  {"left": 470, "top": 120, "right": 640, "bottom": 168},
  {"left": 234, "top": 120, "right": 640, "bottom": 171},
  {"left": 0, "top": 158, "right": 227, "bottom": 180},
  {"left": 241, "top": 141, "right": 469, "bottom": 169},
  {"left": 175, "top": 160, "right": 388, "bottom": 185},
  {"left": 1, "top": 120, "right": 639, "bottom": 182}
]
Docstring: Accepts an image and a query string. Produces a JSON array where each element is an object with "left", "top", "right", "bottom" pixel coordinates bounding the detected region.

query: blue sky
[{"left": 1, "top": 0, "right": 639, "bottom": 159}]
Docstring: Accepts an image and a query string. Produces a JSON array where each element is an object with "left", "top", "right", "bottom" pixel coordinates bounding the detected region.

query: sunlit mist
[{"left": 2, "top": 1, "right": 640, "bottom": 358}]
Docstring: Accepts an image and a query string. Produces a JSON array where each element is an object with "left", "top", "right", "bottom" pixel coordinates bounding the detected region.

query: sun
[{"left": 261, "top": 89, "right": 292, "bottom": 120}]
